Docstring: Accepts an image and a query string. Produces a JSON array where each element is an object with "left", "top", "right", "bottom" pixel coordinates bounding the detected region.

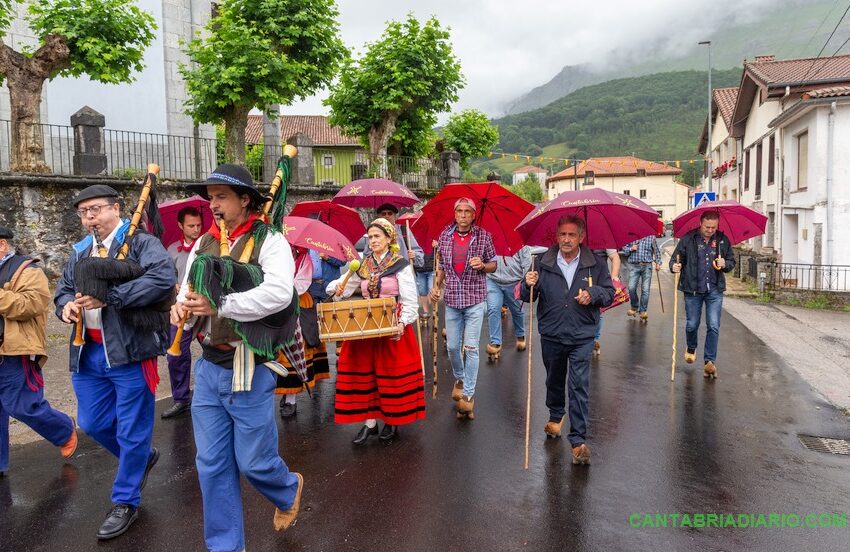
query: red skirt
[{"left": 334, "top": 325, "right": 426, "bottom": 426}]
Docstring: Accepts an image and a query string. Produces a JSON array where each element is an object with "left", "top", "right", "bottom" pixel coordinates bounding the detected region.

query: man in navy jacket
[
  {"left": 520, "top": 215, "right": 614, "bottom": 465},
  {"left": 55, "top": 185, "right": 175, "bottom": 540}
]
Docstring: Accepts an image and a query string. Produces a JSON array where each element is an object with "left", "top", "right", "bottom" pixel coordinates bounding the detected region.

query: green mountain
[
  {"left": 469, "top": 68, "right": 742, "bottom": 182},
  {"left": 505, "top": 0, "right": 836, "bottom": 115}
]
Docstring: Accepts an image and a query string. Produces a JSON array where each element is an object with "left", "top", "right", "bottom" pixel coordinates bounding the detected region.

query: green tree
[
  {"left": 0, "top": 0, "right": 155, "bottom": 172},
  {"left": 443, "top": 109, "right": 499, "bottom": 170},
  {"left": 326, "top": 14, "right": 464, "bottom": 166},
  {"left": 181, "top": 0, "right": 346, "bottom": 165},
  {"left": 510, "top": 174, "right": 543, "bottom": 203}
]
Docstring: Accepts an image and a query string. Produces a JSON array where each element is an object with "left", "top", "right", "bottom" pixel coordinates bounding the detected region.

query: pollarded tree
[
  {"left": 0, "top": 0, "right": 155, "bottom": 172},
  {"left": 443, "top": 109, "right": 499, "bottom": 170},
  {"left": 326, "top": 14, "right": 464, "bottom": 166},
  {"left": 180, "top": 0, "right": 346, "bottom": 166}
]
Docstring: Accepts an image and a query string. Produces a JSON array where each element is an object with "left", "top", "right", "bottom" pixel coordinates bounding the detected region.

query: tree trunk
[
  {"left": 0, "top": 35, "right": 70, "bottom": 173},
  {"left": 223, "top": 104, "right": 250, "bottom": 166},
  {"left": 367, "top": 111, "right": 399, "bottom": 177}
]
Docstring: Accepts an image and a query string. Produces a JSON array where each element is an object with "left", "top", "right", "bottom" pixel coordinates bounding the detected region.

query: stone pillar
[
  {"left": 287, "top": 132, "right": 314, "bottom": 187},
  {"left": 262, "top": 105, "right": 281, "bottom": 183},
  {"left": 71, "top": 106, "right": 107, "bottom": 175},
  {"left": 441, "top": 150, "right": 460, "bottom": 185}
]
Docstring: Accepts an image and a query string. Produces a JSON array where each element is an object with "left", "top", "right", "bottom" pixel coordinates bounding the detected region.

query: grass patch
[
  {"left": 755, "top": 293, "right": 773, "bottom": 303},
  {"left": 803, "top": 296, "right": 832, "bottom": 310},
  {"left": 844, "top": 304, "right": 850, "bottom": 313}
]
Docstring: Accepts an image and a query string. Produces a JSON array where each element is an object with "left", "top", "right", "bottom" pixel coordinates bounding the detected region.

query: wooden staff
[
  {"left": 431, "top": 250, "right": 441, "bottom": 391},
  {"left": 524, "top": 256, "right": 536, "bottom": 470},
  {"left": 406, "top": 221, "right": 426, "bottom": 376},
  {"left": 72, "top": 228, "right": 107, "bottom": 346},
  {"left": 656, "top": 264, "right": 665, "bottom": 313},
  {"left": 671, "top": 254, "right": 680, "bottom": 382}
]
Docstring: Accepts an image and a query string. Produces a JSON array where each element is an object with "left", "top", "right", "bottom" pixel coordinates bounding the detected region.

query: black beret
[
  {"left": 376, "top": 203, "right": 399, "bottom": 214},
  {"left": 0, "top": 226, "right": 12, "bottom": 239},
  {"left": 73, "top": 185, "right": 121, "bottom": 208}
]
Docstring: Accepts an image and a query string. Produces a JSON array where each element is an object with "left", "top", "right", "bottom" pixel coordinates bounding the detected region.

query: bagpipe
[
  {"left": 72, "top": 164, "right": 170, "bottom": 346},
  {"left": 171, "top": 146, "right": 301, "bottom": 360}
]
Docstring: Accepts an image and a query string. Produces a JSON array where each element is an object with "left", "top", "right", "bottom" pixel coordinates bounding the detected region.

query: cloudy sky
[{"left": 281, "top": 0, "right": 780, "bottom": 119}]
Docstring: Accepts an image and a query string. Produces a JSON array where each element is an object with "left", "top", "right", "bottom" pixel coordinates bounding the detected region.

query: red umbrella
[
  {"left": 672, "top": 199, "right": 767, "bottom": 245},
  {"left": 516, "top": 188, "right": 659, "bottom": 249},
  {"left": 332, "top": 178, "right": 420, "bottom": 210},
  {"left": 397, "top": 211, "right": 422, "bottom": 224},
  {"left": 411, "top": 182, "right": 534, "bottom": 255},
  {"left": 157, "top": 195, "right": 214, "bottom": 248},
  {"left": 289, "top": 200, "right": 366, "bottom": 244},
  {"left": 281, "top": 216, "right": 360, "bottom": 262}
]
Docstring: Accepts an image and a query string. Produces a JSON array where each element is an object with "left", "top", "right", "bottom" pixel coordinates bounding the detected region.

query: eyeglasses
[{"left": 76, "top": 203, "right": 113, "bottom": 218}]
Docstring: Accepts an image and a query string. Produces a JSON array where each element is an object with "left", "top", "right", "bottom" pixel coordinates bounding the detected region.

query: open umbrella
[
  {"left": 672, "top": 199, "right": 767, "bottom": 245},
  {"left": 281, "top": 216, "right": 360, "bottom": 262},
  {"left": 157, "top": 195, "right": 214, "bottom": 248},
  {"left": 411, "top": 182, "right": 534, "bottom": 256},
  {"left": 516, "top": 188, "right": 659, "bottom": 249},
  {"left": 289, "top": 200, "right": 366, "bottom": 244},
  {"left": 332, "top": 178, "right": 420, "bottom": 210},
  {"left": 397, "top": 211, "right": 422, "bottom": 224}
]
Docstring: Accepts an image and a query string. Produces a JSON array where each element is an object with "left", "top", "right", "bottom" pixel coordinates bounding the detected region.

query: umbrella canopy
[
  {"left": 516, "top": 188, "right": 659, "bottom": 249},
  {"left": 411, "top": 182, "right": 534, "bottom": 255},
  {"left": 672, "top": 199, "right": 768, "bottom": 245},
  {"left": 288, "top": 200, "right": 366, "bottom": 244},
  {"left": 157, "top": 195, "right": 214, "bottom": 248},
  {"left": 397, "top": 211, "right": 422, "bottom": 224},
  {"left": 332, "top": 178, "right": 420, "bottom": 210},
  {"left": 281, "top": 216, "right": 360, "bottom": 262}
]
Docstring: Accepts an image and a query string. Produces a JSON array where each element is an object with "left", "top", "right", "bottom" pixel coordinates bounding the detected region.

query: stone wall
[{"left": 0, "top": 174, "right": 434, "bottom": 279}]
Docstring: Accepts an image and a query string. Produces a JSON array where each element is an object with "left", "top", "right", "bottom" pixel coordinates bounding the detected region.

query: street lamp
[{"left": 699, "top": 40, "right": 712, "bottom": 193}]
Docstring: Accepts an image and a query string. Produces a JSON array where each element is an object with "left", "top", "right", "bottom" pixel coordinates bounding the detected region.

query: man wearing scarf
[
  {"left": 172, "top": 164, "right": 302, "bottom": 552},
  {"left": 162, "top": 206, "right": 203, "bottom": 419},
  {"left": 54, "top": 185, "right": 175, "bottom": 539}
]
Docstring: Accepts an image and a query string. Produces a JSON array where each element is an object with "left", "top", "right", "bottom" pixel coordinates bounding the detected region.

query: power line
[
  {"left": 798, "top": 1, "right": 850, "bottom": 85},
  {"left": 796, "top": 0, "right": 844, "bottom": 59}
]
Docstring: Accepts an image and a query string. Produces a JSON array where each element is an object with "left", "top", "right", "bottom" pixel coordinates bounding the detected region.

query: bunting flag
[{"left": 484, "top": 150, "right": 707, "bottom": 167}]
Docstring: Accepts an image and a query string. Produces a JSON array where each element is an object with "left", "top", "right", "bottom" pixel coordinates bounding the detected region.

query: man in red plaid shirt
[{"left": 430, "top": 198, "right": 496, "bottom": 419}]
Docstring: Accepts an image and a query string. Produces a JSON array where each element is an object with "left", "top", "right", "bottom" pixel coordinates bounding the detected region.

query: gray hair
[{"left": 557, "top": 214, "right": 586, "bottom": 235}]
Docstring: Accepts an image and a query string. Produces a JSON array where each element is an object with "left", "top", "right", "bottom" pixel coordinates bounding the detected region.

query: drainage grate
[{"left": 798, "top": 435, "right": 850, "bottom": 455}]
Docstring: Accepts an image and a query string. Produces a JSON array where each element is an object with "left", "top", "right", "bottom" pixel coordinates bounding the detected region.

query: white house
[
  {"left": 512, "top": 164, "right": 548, "bottom": 186},
  {"left": 698, "top": 87, "right": 740, "bottom": 202},
  {"left": 546, "top": 156, "right": 688, "bottom": 222}
]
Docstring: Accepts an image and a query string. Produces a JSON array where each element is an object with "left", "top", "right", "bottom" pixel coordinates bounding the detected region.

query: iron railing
[
  {"left": 313, "top": 148, "right": 444, "bottom": 189},
  {"left": 764, "top": 262, "right": 850, "bottom": 292},
  {"left": 0, "top": 119, "right": 75, "bottom": 174},
  {"left": 103, "top": 128, "right": 217, "bottom": 181}
]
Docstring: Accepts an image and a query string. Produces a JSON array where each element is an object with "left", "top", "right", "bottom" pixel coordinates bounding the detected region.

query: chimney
[{"left": 754, "top": 55, "right": 776, "bottom": 63}]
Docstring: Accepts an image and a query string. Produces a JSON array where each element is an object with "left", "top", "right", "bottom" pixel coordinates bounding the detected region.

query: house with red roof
[
  {"left": 547, "top": 156, "right": 688, "bottom": 222},
  {"left": 698, "top": 87, "right": 740, "bottom": 202}
]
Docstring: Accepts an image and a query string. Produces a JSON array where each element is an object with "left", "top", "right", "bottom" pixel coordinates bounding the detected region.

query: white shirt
[
  {"left": 84, "top": 223, "right": 122, "bottom": 330},
  {"left": 326, "top": 252, "right": 418, "bottom": 326},
  {"left": 556, "top": 251, "right": 581, "bottom": 288}
]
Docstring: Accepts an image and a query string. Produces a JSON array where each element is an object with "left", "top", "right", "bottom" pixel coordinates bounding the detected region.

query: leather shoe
[
  {"left": 273, "top": 472, "right": 304, "bottom": 531},
  {"left": 571, "top": 443, "right": 591, "bottom": 465},
  {"left": 280, "top": 401, "right": 297, "bottom": 418},
  {"left": 140, "top": 448, "right": 159, "bottom": 491},
  {"left": 161, "top": 401, "right": 190, "bottom": 419},
  {"left": 352, "top": 424, "right": 378, "bottom": 445},
  {"left": 97, "top": 504, "right": 138, "bottom": 540},
  {"left": 379, "top": 424, "right": 398, "bottom": 441}
]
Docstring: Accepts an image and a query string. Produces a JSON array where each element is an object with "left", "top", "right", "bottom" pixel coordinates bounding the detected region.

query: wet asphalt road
[{"left": 2, "top": 273, "right": 850, "bottom": 552}]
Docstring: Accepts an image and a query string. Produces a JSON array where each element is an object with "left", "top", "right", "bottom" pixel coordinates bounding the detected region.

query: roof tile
[
  {"left": 549, "top": 156, "right": 682, "bottom": 182},
  {"left": 245, "top": 115, "right": 360, "bottom": 146}
]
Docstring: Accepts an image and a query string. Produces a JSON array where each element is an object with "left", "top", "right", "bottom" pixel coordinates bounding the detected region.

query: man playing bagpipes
[
  {"left": 170, "top": 163, "right": 303, "bottom": 552},
  {"left": 54, "top": 183, "right": 175, "bottom": 540}
]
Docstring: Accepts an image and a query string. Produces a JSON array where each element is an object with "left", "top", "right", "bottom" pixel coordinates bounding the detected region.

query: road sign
[{"left": 693, "top": 191, "right": 716, "bottom": 208}]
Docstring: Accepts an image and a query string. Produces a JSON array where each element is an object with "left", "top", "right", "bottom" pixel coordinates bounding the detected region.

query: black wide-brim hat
[{"left": 187, "top": 164, "right": 264, "bottom": 203}]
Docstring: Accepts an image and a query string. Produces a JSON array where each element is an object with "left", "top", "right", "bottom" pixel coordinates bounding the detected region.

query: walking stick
[
  {"left": 656, "top": 265, "right": 665, "bottom": 314},
  {"left": 671, "top": 254, "right": 680, "bottom": 382},
  {"left": 524, "top": 257, "right": 536, "bottom": 470},
  {"left": 406, "top": 221, "right": 426, "bottom": 376},
  {"left": 432, "top": 250, "right": 441, "bottom": 394}
]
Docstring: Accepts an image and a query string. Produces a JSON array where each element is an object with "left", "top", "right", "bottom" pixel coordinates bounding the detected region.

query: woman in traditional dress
[
  {"left": 327, "top": 218, "right": 425, "bottom": 444},
  {"left": 275, "top": 247, "right": 335, "bottom": 417}
]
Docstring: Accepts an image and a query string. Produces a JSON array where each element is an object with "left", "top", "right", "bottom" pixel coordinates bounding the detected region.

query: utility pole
[{"left": 699, "top": 40, "right": 712, "bottom": 193}]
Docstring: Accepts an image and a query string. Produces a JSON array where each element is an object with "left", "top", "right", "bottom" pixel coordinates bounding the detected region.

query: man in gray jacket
[{"left": 485, "top": 246, "right": 531, "bottom": 360}]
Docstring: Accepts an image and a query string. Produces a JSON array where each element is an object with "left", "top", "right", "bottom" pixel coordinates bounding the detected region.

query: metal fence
[
  {"left": 0, "top": 119, "right": 75, "bottom": 174},
  {"left": 104, "top": 128, "right": 218, "bottom": 181},
  {"left": 764, "top": 262, "right": 850, "bottom": 292},
  {"left": 313, "top": 148, "right": 444, "bottom": 190}
]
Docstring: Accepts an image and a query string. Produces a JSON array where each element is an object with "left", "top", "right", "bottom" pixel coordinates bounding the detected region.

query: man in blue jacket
[
  {"left": 520, "top": 215, "right": 614, "bottom": 465},
  {"left": 55, "top": 185, "right": 175, "bottom": 540},
  {"left": 670, "top": 211, "right": 735, "bottom": 379}
]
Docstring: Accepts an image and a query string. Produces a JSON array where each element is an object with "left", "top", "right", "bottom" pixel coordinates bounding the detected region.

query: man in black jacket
[
  {"left": 520, "top": 215, "right": 614, "bottom": 465},
  {"left": 670, "top": 211, "right": 736, "bottom": 379}
]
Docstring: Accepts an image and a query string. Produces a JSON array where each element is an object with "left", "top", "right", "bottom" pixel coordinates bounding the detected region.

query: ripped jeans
[{"left": 445, "top": 302, "right": 487, "bottom": 398}]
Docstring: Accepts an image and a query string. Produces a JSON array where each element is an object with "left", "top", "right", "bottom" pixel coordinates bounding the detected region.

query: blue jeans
[
  {"left": 445, "top": 302, "right": 487, "bottom": 397},
  {"left": 0, "top": 355, "right": 74, "bottom": 472},
  {"left": 628, "top": 263, "right": 653, "bottom": 313},
  {"left": 72, "top": 342, "right": 155, "bottom": 507},
  {"left": 415, "top": 271, "right": 434, "bottom": 297},
  {"left": 192, "top": 358, "right": 300, "bottom": 552},
  {"left": 594, "top": 315, "right": 604, "bottom": 341},
  {"left": 684, "top": 288, "right": 724, "bottom": 362},
  {"left": 485, "top": 279, "right": 525, "bottom": 346},
  {"left": 540, "top": 338, "right": 594, "bottom": 447}
]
